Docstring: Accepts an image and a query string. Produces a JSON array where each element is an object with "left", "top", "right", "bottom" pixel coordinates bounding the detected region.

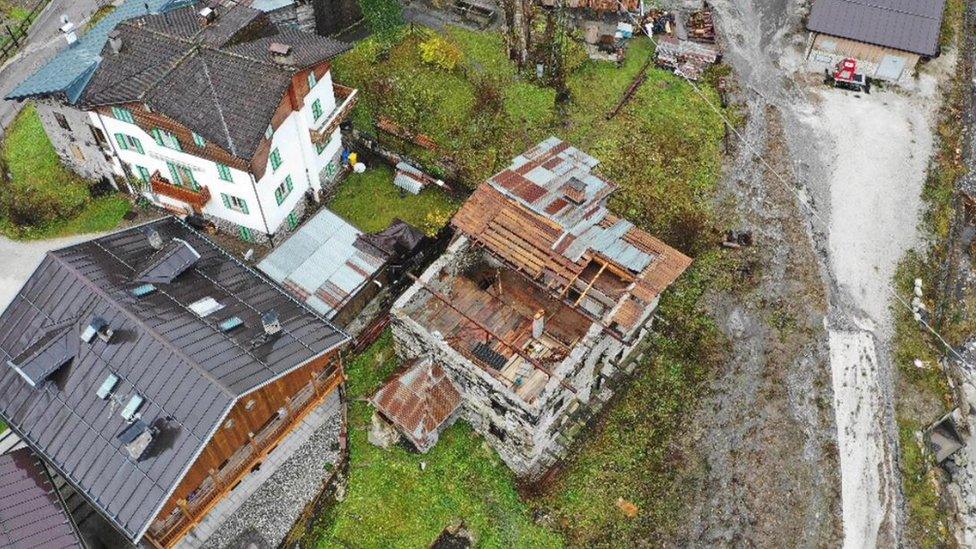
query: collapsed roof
[
  {"left": 77, "top": 1, "right": 350, "bottom": 160},
  {"left": 451, "top": 137, "right": 692, "bottom": 338},
  {"left": 0, "top": 217, "right": 348, "bottom": 542}
]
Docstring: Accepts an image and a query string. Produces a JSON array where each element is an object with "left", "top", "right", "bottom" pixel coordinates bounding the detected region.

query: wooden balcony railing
[
  {"left": 144, "top": 364, "right": 345, "bottom": 548},
  {"left": 309, "top": 83, "right": 358, "bottom": 146},
  {"left": 150, "top": 171, "right": 211, "bottom": 212}
]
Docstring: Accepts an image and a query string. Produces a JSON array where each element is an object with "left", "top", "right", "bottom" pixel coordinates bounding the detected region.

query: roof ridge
[
  {"left": 827, "top": 0, "right": 941, "bottom": 20},
  {"left": 47, "top": 247, "right": 237, "bottom": 400},
  {"left": 137, "top": 41, "right": 200, "bottom": 101},
  {"left": 197, "top": 54, "right": 238, "bottom": 156}
]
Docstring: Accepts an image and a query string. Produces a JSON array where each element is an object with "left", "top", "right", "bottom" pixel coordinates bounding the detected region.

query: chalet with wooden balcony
[
  {"left": 391, "top": 138, "right": 692, "bottom": 478},
  {"left": 0, "top": 217, "right": 349, "bottom": 548}
]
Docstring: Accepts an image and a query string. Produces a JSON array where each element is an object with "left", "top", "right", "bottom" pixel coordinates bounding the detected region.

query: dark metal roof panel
[
  {"left": 0, "top": 448, "right": 83, "bottom": 549},
  {"left": 0, "top": 217, "right": 347, "bottom": 542},
  {"left": 807, "top": 0, "right": 947, "bottom": 56}
]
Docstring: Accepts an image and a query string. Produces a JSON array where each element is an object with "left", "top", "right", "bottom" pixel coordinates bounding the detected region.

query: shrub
[
  {"left": 419, "top": 35, "right": 463, "bottom": 71},
  {"left": 357, "top": 0, "right": 403, "bottom": 40}
]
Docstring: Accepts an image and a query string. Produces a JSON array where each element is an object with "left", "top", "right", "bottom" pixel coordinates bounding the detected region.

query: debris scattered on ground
[
  {"left": 721, "top": 229, "right": 753, "bottom": 249},
  {"left": 654, "top": 35, "right": 721, "bottom": 81},
  {"left": 615, "top": 497, "right": 638, "bottom": 518}
]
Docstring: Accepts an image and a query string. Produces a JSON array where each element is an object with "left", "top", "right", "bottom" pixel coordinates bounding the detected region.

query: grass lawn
[
  {"left": 328, "top": 165, "right": 459, "bottom": 235},
  {"left": 309, "top": 333, "right": 563, "bottom": 548},
  {"left": 326, "top": 26, "right": 731, "bottom": 545},
  {"left": 333, "top": 28, "right": 726, "bottom": 253},
  {"left": 0, "top": 104, "right": 128, "bottom": 240}
]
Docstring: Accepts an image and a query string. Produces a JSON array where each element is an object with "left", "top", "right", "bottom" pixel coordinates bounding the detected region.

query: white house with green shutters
[{"left": 8, "top": 1, "right": 355, "bottom": 245}]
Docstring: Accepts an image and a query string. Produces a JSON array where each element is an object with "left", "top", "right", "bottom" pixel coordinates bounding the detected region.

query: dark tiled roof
[
  {"left": 0, "top": 217, "right": 348, "bottom": 542},
  {"left": 0, "top": 448, "right": 83, "bottom": 549},
  {"left": 807, "top": 0, "right": 947, "bottom": 56},
  {"left": 80, "top": 1, "right": 351, "bottom": 160}
]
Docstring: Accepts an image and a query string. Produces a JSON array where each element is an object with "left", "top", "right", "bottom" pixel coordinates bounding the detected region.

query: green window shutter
[
  {"left": 270, "top": 149, "right": 281, "bottom": 171},
  {"left": 240, "top": 199, "right": 249, "bottom": 215},
  {"left": 192, "top": 132, "right": 205, "bottom": 147},
  {"left": 307, "top": 71, "right": 317, "bottom": 88},
  {"left": 137, "top": 166, "right": 151, "bottom": 182},
  {"left": 115, "top": 133, "right": 128, "bottom": 150},
  {"left": 152, "top": 128, "right": 163, "bottom": 146},
  {"left": 287, "top": 212, "right": 298, "bottom": 230},
  {"left": 275, "top": 186, "right": 283, "bottom": 206},
  {"left": 217, "top": 163, "right": 232, "bottom": 181},
  {"left": 312, "top": 99, "right": 322, "bottom": 120},
  {"left": 315, "top": 142, "right": 325, "bottom": 155},
  {"left": 171, "top": 132, "right": 182, "bottom": 151},
  {"left": 132, "top": 137, "right": 144, "bottom": 154},
  {"left": 167, "top": 161, "right": 180, "bottom": 186},
  {"left": 239, "top": 226, "right": 253, "bottom": 242},
  {"left": 285, "top": 175, "right": 293, "bottom": 192},
  {"left": 112, "top": 107, "right": 134, "bottom": 123},
  {"left": 221, "top": 193, "right": 231, "bottom": 209}
]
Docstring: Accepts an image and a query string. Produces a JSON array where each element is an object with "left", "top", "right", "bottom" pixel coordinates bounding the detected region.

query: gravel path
[{"left": 200, "top": 401, "right": 343, "bottom": 549}]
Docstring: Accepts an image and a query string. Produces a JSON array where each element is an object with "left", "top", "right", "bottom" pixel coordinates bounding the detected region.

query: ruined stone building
[{"left": 391, "top": 138, "right": 692, "bottom": 477}]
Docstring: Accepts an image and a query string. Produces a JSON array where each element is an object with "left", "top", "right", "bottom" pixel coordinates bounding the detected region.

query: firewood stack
[{"left": 687, "top": 5, "right": 716, "bottom": 44}]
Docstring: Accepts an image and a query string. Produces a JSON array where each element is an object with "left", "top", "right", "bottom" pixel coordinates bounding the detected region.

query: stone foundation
[
  {"left": 390, "top": 236, "right": 652, "bottom": 479},
  {"left": 33, "top": 100, "right": 121, "bottom": 186}
]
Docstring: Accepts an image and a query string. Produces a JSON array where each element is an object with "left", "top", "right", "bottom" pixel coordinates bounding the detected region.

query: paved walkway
[{"left": 0, "top": 233, "right": 101, "bottom": 309}]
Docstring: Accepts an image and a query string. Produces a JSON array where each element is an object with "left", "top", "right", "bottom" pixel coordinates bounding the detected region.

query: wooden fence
[{"left": 0, "top": 0, "right": 49, "bottom": 64}]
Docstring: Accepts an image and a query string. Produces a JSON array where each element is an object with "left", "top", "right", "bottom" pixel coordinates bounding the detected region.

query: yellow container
[{"left": 348, "top": 152, "right": 358, "bottom": 166}]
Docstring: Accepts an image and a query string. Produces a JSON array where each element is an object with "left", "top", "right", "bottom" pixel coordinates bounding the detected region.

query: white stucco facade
[{"left": 96, "top": 70, "right": 346, "bottom": 241}]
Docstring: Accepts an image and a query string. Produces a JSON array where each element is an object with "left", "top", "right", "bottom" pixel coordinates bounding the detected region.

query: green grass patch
[
  {"left": 333, "top": 29, "right": 725, "bottom": 254},
  {"left": 328, "top": 25, "right": 731, "bottom": 544},
  {"left": 309, "top": 333, "right": 563, "bottom": 548},
  {"left": 328, "top": 165, "right": 459, "bottom": 235},
  {"left": 0, "top": 104, "right": 128, "bottom": 239},
  {"left": 898, "top": 418, "right": 951, "bottom": 548}
]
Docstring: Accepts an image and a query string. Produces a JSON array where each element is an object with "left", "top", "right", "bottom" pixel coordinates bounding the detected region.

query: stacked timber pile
[
  {"left": 687, "top": 4, "right": 716, "bottom": 44},
  {"left": 654, "top": 35, "right": 720, "bottom": 81}
]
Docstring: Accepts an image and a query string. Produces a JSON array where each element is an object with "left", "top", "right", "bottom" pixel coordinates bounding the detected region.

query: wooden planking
[{"left": 154, "top": 350, "right": 338, "bottom": 521}]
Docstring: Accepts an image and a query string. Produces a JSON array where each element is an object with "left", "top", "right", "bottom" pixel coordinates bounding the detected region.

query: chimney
[
  {"left": 108, "top": 30, "right": 123, "bottom": 54},
  {"left": 59, "top": 15, "right": 77, "bottom": 47},
  {"left": 561, "top": 180, "right": 587, "bottom": 205},
  {"left": 143, "top": 227, "right": 164, "bottom": 250},
  {"left": 532, "top": 310, "right": 545, "bottom": 339},
  {"left": 268, "top": 42, "right": 293, "bottom": 65},
  {"left": 261, "top": 310, "right": 282, "bottom": 336},
  {"left": 81, "top": 317, "right": 114, "bottom": 344},
  {"left": 199, "top": 6, "right": 217, "bottom": 25}
]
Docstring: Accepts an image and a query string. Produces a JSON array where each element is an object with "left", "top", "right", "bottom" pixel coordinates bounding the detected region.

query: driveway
[
  {"left": 0, "top": 0, "right": 103, "bottom": 132},
  {"left": 0, "top": 233, "right": 97, "bottom": 309}
]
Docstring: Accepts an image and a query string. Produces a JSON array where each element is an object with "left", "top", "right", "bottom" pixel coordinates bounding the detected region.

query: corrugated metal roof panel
[{"left": 807, "top": 0, "right": 946, "bottom": 56}]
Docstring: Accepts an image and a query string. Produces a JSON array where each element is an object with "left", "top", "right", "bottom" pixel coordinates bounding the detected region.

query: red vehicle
[{"left": 825, "top": 58, "right": 870, "bottom": 93}]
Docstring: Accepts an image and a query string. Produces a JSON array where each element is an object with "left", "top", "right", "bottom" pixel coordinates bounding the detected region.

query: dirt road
[{"left": 677, "top": 0, "right": 954, "bottom": 545}]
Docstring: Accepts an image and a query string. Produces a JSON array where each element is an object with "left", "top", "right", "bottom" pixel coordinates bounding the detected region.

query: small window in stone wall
[
  {"left": 489, "top": 423, "right": 506, "bottom": 441},
  {"left": 54, "top": 112, "right": 70, "bottom": 131},
  {"left": 491, "top": 400, "right": 506, "bottom": 417}
]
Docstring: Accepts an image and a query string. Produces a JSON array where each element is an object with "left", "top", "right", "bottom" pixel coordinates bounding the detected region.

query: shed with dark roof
[{"left": 805, "top": 0, "right": 947, "bottom": 80}]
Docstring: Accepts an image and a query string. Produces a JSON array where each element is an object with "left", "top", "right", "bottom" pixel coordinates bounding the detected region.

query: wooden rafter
[{"left": 407, "top": 274, "right": 576, "bottom": 393}]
